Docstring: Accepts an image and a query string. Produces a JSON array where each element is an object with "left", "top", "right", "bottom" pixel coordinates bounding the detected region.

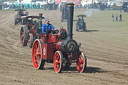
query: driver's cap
[{"left": 45, "top": 18, "right": 49, "bottom": 21}]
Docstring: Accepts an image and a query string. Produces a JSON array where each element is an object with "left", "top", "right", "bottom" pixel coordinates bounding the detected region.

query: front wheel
[
  {"left": 53, "top": 51, "right": 63, "bottom": 73},
  {"left": 76, "top": 52, "right": 87, "bottom": 73}
]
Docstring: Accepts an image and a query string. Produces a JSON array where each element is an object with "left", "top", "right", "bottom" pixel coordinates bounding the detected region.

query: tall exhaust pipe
[
  {"left": 39, "top": 13, "right": 43, "bottom": 30},
  {"left": 66, "top": 3, "right": 74, "bottom": 39}
]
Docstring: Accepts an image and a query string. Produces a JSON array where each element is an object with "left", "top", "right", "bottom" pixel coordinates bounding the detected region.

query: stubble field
[{"left": 0, "top": 9, "right": 128, "bottom": 85}]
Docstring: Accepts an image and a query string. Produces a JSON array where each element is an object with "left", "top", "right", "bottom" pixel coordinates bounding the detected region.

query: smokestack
[
  {"left": 66, "top": 3, "right": 74, "bottom": 39},
  {"left": 39, "top": 13, "right": 42, "bottom": 29}
]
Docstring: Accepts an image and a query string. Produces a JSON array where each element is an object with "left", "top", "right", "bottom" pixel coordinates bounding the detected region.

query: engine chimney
[
  {"left": 66, "top": 3, "right": 74, "bottom": 39},
  {"left": 39, "top": 13, "right": 43, "bottom": 29},
  {"left": 60, "top": 3, "right": 79, "bottom": 53}
]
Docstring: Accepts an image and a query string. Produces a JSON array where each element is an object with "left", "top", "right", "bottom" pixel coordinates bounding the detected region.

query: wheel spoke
[
  {"left": 56, "top": 64, "right": 60, "bottom": 70},
  {"left": 80, "top": 64, "right": 83, "bottom": 68},
  {"left": 35, "top": 51, "right": 41, "bottom": 57},
  {"left": 35, "top": 61, "right": 38, "bottom": 66},
  {"left": 57, "top": 56, "right": 60, "bottom": 60},
  {"left": 21, "top": 34, "right": 24, "bottom": 40},
  {"left": 76, "top": 52, "right": 86, "bottom": 72},
  {"left": 35, "top": 55, "right": 41, "bottom": 66},
  {"left": 79, "top": 59, "right": 84, "bottom": 64},
  {"left": 35, "top": 56, "right": 38, "bottom": 62},
  {"left": 56, "top": 54, "right": 60, "bottom": 60},
  {"left": 37, "top": 53, "right": 41, "bottom": 56},
  {"left": 35, "top": 50, "right": 38, "bottom": 52},
  {"left": 77, "top": 63, "right": 80, "bottom": 70},
  {"left": 55, "top": 59, "right": 60, "bottom": 64},
  {"left": 58, "top": 59, "right": 60, "bottom": 63},
  {"left": 34, "top": 44, "right": 37, "bottom": 50},
  {"left": 37, "top": 47, "right": 41, "bottom": 53}
]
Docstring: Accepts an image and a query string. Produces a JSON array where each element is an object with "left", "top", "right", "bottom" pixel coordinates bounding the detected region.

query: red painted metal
[
  {"left": 42, "top": 43, "right": 56, "bottom": 60},
  {"left": 47, "top": 34, "right": 59, "bottom": 43},
  {"left": 40, "top": 35, "right": 47, "bottom": 42},
  {"left": 30, "top": 25, "right": 36, "bottom": 35},
  {"left": 56, "top": 41, "right": 62, "bottom": 51}
]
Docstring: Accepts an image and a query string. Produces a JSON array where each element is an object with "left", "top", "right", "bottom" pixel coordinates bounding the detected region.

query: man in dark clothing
[
  {"left": 112, "top": 14, "right": 114, "bottom": 21},
  {"left": 116, "top": 14, "right": 118, "bottom": 22},
  {"left": 119, "top": 14, "right": 122, "bottom": 22}
]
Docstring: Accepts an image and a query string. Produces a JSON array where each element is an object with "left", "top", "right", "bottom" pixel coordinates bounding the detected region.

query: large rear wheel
[
  {"left": 53, "top": 51, "right": 63, "bottom": 73},
  {"left": 76, "top": 52, "right": 87, "bottom": 73},
  {"left": 27, "top": 33, "right": 33, "bottom": 48},
  {"left": 32, "top": 39, "right": 45, "bottom": 69},
  {"left": 20, "top": 26, "right": 28, "bottom": 46}
]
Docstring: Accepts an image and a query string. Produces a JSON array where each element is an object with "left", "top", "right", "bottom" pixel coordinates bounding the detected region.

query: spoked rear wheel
[
  {"left": 32, "top": 39, "right": 45, "bottom": 69},
  {"left": 20, "top": 26, "right": 28, "bottom": 46},
  {"left": 27, "top": 33, "right": 33, "bottom": 48},
  {"left": 54, "top": 51, "right": 63, "bottom": 73},
  {"left": 76, "top": 52, "right": 87, "bottom": 73}
]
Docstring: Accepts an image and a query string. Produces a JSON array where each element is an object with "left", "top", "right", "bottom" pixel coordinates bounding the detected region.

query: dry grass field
[{"left": 0, "top": 9, "right": 128, "bottom": 85}]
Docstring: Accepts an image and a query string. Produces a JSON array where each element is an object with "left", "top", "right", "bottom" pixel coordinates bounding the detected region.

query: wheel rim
[
  {"left": 27, "top": 34, "right": 33, "bottom": 48},
  {"left": 27, "top": 34, "right": 31, "bottom": 47},
  {"left": 20, "top": 28, "right": 24, "bottom": 45},
  {"left": 54, "top": 51, "right": 63, "bottom": 73},
  {"left": 76, "top": 52, "right": 86, "bottom": 73},
  {"left": 32, "top": 40, "right": 42, "bottom": 69}
]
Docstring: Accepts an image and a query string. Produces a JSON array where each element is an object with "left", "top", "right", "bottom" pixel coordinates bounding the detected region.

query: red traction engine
[
  {"left": 20, "top": 13, "right": 44, "bottom": 48},
  {"left": 32, "top": 3, "right": 87, "bottom": 73}
]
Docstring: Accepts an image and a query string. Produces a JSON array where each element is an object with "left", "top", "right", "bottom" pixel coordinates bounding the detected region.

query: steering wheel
[
  {"left": 46, "top": 30, "right": 59, "bottom": 39},
  {"left": 51, "top": 30, "right": 59, "bottom": 34}
]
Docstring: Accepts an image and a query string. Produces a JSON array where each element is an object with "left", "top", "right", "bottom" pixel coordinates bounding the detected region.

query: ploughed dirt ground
[{"left": 0, "top": 9, "right": 128, "bottom": 85}]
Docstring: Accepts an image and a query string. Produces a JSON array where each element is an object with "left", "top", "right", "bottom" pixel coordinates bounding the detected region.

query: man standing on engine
[{"left": 42, "top": 18, "right": 55, "bottom": 34}]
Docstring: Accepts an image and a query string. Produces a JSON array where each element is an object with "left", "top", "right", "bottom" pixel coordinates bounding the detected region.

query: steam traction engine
[
  {"left": 32, "top": 3, "right": 87, "bottom": 73},
  {"left": 76, "top": 14, "right": 87, "bottom": 32},
  {"left": 14, "top": 9, "right": 28, "bottom": 25},
  {"left": 20, "top": 13, "right": 44, "bottom": 48}
]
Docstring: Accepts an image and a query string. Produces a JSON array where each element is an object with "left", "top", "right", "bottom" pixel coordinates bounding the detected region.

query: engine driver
[{"left": 42, "top": 18, "right": 55, "bottom": 34}]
